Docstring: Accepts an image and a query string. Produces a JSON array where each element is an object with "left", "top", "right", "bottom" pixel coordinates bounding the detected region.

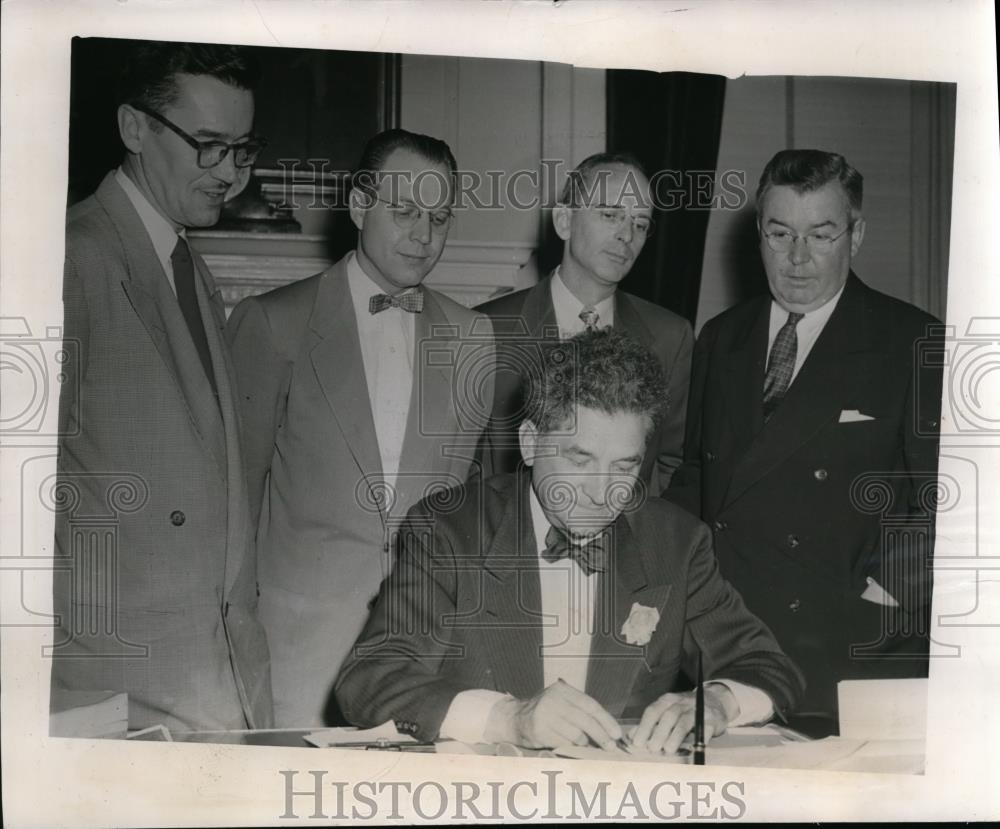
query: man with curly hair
[{"left": 337, "top": 328, "right": 802, "bottom": 752}]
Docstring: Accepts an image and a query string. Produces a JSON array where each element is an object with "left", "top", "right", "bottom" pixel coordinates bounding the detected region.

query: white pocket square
[{"left": 839, "top": 409, "right": 875, "bottom": 423}]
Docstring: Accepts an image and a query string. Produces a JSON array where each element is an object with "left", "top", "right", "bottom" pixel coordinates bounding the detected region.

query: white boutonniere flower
[{"left": 621, "top": 602, "right": 660, "bottom": 646}]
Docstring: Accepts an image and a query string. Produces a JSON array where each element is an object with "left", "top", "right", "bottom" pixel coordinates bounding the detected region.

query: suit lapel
[
  {"left": 613, "top": 292, "right": 655, "bottom": 349},
  {"left": 98, "top": 175, "right": 227, "bottom": 475},
  {"left": 308, "top": 260, "right": 384, "bottom": 493},
  {"left": 521, "top": 275, "right": 560, "bottom": 339},
  {"left": 479, "top": 474, "right": 545, "bottom": 699},
  {"left": 394, "top": 289, "right": 456, "bottom": 515},
  {"left": 192, "top": 251, "right": 251, "bottom": 594},
  {"left": 585, "top": 512, "right": 671, "bottom": 714},
  {"left": 721, "top": 298, "right": 770, "bottom": 467},
  {"left": 725, "top": 275, "right": 875, "bottom": 506}
]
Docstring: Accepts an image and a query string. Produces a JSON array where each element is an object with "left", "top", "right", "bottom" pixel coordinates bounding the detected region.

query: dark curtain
[{"left": 607, "top": 71, "right": 727, "bottom": 325}]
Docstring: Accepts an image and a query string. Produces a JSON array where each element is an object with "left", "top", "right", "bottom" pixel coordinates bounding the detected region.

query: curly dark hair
[{"left": 523, "top": 327, "right": 667, "bottom": 436}]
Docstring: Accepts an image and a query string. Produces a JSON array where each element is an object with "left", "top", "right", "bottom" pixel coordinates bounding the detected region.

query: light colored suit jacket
[
  {"left": 475, "top": 274, "right": 693, "bottom": 493},
  {"left": 335, "top": 471, "right": 804, "bottom": 740},
  {"left": 53, "top": 172, "right": 273, "bottom": 732},
  {"left": 227, "top": 254, "right": 495, "bottom": 726}
]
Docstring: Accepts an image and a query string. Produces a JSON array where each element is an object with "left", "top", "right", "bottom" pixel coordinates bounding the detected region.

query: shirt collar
[
  {"left": 770, "top": 282, "right": 846, "bottom": 327},
  {"left": 346, "top": 249, "right": 422, "bottom": 301},
  {"left": 115, "top": 168, "right": 184, "bottom": 271},
  {"left": 551, "top": 266, "right": 615, "bottom": 320}
]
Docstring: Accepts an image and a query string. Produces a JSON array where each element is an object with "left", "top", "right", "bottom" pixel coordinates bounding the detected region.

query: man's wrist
[
  {"left": 704, "top": 682, "right": 740, "bottom": 725},
  {"left": 483, "top": 696, "right": 522, "bottom": 745}
]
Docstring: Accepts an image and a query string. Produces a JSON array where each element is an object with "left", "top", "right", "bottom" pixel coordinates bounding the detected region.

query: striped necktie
[{"left": 762, "top": 311, "right": 804, "bottom": 421}]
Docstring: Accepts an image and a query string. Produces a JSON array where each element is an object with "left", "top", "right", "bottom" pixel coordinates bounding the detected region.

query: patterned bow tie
[
  {"left": 579, "top": 307, "right": 600, "bottom": 331},
  {"left": 369, "top": 290, "right": 424, "bottom": 315},
  {"left": 542, "top": 525, "right": 609, "bottom": 576}
]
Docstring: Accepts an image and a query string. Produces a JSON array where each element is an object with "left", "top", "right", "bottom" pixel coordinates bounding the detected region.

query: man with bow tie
[
  {"left": 336, "top": 328, "right": 802, "bottom": 752},
  {"left": 665, "top": 150, "right": 944, "bottom": 731},
  {"left": 227, "top": 128, "right": 495, "bottom": 727}
]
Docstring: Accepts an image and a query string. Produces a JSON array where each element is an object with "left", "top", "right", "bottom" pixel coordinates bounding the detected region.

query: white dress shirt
[
  {"left": 550, "top": 266, "right": 615, "bottom": 337},
  {"left": 345, "top": 252, "right": 417, "bottom": 494},
  {"left": 438, "top": 487, "right": 774, "bottom": 744},
  {"left": 767, "top": 284, "right": 846, "bottom": 383},
  {"left": 115, "top": 167, "right": 184, "bottom": 296}
]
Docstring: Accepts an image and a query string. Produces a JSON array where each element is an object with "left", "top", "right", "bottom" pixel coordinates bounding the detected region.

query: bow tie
[
  {"left": 369, "top": 290, "right": 424, "bottom": 315},
  {"left": 541, "top": 525, "right": 609, "bottom": 576}
]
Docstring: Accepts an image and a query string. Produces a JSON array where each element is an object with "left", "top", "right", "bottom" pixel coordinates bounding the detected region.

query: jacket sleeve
[
  {"left": 871, "top": 316, "right": 943, "bottom": 613},
  {"left": 334, "top": 506, "right": 477, "bottom": 741},
  {"left": 58, "top": 254, "right": 90, "bottom": 439}
]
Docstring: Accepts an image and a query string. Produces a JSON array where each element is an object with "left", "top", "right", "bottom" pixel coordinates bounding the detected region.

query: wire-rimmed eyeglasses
[{"left": 761, "top": 224, "right": 853, "bottom": 254}]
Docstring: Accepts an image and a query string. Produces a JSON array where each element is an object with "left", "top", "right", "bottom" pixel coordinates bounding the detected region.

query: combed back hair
[
  {"left": 559, "top": 151, "right": 649, "bottom": 207},
  {"left": 524, "top": 328, "right": 667, "bottom": 436},
  {"left": 756, "top": 149, "right": 864, "bottom": 219},
  {"left": 117, "top": 41, "right": 260, "bottom": 120},
  {"left": 351, "top": 128, "right": 458, "bottom": 200}
]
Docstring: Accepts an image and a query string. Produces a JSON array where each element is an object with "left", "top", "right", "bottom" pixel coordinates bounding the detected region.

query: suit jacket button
[
  {"left": 813, "top": 468, "right": 829, "bottom": 481},
  {"left": 705, "top": 451, "right": 717, "bottom": 462},
  {"left": 170, "top": 510, "right": 186, "bottom": 526},
  {"left": 788, "top": 599, "right": 801, "bottom": 612},
  {"left": 786, "top": 534, "right": 799, "bottom": 548},
  {"left": 713, "top": 520, "right": 728, "bottom": 532}
]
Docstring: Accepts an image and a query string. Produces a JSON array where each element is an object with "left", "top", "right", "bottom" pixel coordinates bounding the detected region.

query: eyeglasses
[
  {"left": 592, "top": 207, "right": 655, "bottom": 238},
  {"left": 373, "top": 196, "right": 453, "bottom": 233},
  {"left": 132, "top": 103, "right": 266, "bottom": 169},
  {"left": 762, "top": 224, "right": 853, "bottom": 254}
]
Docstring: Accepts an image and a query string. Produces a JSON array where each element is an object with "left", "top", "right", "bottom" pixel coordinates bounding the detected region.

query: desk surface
[{"left": 163, "top": 727, "right": 924, "bottom": 775}]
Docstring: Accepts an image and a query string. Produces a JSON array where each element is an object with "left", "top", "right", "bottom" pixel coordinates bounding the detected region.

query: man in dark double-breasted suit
[{"left": 666, "top": 149, "right": 944, "bottom": 727}]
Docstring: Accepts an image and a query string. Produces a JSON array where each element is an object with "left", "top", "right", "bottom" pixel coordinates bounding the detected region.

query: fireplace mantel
[{"left": 188, "top": 231, "right": 539, "bottom": 314}]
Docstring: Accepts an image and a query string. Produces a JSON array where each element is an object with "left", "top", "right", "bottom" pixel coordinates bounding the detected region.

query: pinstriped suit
[
  {"left": 53, "top": 172, "right": 273, "bottom": 732},
  {"left": 335, "top": 471, "right": 804, "bottom": 740}
]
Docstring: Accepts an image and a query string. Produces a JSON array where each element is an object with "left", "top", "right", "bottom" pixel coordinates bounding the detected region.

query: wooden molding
[{"left": 187, "top": 231, "right": 538, "bottom": 313}]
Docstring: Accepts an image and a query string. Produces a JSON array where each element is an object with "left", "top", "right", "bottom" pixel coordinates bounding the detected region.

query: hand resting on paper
[{"left": 631, "top": 684, "right": 738, "bottom": 755}]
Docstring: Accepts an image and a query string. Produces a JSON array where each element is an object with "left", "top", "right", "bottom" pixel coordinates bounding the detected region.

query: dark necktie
[
  {"left": 542, "top": 525, "right": 609, "bottom": 576},
  {"left": 369, "top": 290, "right": 424, "bottom": 315},
  {"left": 579, "top": 307, "right": 600, "bottom": 331},
  {"left": 762, "top": 310, "right": 804, "bottom": 421},
  {"left": 171, "top": 237, "right": 216, "bottom": 395}
]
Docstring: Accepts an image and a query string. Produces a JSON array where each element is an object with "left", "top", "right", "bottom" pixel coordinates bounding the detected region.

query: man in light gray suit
[
  {"left": 54, "top": 41, "right": 273, "bottom": 732},
  {"left": 228, "top": 129, "right": 495, "bottom": 727}
]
